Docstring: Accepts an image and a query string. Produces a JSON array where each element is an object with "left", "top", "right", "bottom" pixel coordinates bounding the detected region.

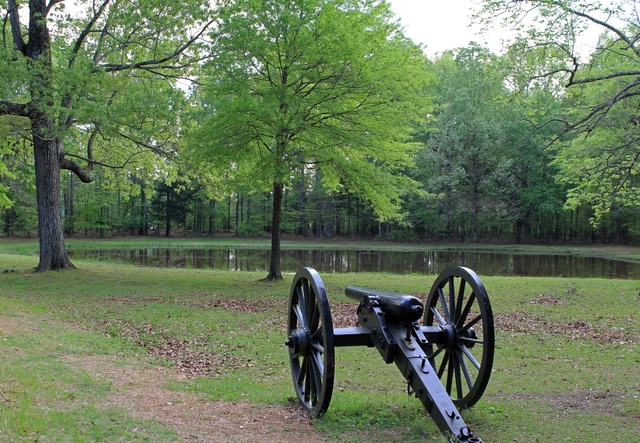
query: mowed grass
[{"left": 0, "top": 250, "right": 638, "bottom": 442}]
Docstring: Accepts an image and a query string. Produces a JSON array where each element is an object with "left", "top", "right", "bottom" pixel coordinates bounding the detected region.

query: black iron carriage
[{"left": 285, "top": 266, "right": 495, "bottom": 443}]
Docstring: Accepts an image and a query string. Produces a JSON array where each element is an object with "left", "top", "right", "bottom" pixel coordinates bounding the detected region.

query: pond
[{"left": 67, "top": 247, "right": 640, "bottom": 279}]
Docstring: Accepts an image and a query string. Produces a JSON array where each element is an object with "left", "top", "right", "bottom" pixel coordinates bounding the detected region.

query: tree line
[{"left": 2, "top": 0, "right": 640, "bottom": 276}]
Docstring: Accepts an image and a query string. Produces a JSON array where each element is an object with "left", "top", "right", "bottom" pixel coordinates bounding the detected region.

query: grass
[{"left": 0, "top": 246, "right": 639, "bottom": 442}]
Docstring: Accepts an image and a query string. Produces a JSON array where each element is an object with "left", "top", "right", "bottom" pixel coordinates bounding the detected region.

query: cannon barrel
[{"left": 345, "top": 285, "right": 424, "bottom": 323}]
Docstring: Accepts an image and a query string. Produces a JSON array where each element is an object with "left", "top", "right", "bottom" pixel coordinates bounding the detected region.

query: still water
[{"left": 67, "top": 247, "right": 640, "bottom": 279}]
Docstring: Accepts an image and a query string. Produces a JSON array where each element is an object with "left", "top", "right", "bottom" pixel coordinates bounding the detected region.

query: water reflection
[{"left": 67, "top": 247, "right": 640, "bottom": 279}]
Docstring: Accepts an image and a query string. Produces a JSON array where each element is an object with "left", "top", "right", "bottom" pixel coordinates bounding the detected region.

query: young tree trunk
[
  {"left": 472, "top": 185, "right": 479, "bottom": 243},
  {"left": 33, "top": 125, "right": 74, "bottom": 272},
  {"left": 165, "top": 190, "right": 172, "bottom": 237},
  {"left": 208, "top": 199, "right": 215, "bottom": 236},
  {"left": 264, "top": 182, "right": 283, "bottom": 281},
  {"left": 246, "top": 196, "right": 251, "bottom": 225},
  {"left": 235, "top": 196, "right": 240, "bottom": 236},
  {"left": 324, "top": 195, "right": 333, "bottom": 238}
]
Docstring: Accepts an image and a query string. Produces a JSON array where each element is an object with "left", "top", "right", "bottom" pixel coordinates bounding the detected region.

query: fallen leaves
[{"left": 496, "top": 311, "right": 639, "bottom": 345}]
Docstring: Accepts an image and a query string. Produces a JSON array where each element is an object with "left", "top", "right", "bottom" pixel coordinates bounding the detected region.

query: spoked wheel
[
  {"left": 286, "top": 267, "right": 335, "bottom": 416},
  {"left": 424, "top": 266, "right": 494, "bottom": 409}
]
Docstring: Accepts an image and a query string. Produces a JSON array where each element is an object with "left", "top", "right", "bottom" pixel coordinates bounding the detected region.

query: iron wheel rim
[
  {"left": 287, "top": 267, "right": 335, "bottom": 416},
  {"left": 424, "top": 266, "right": 495, "bottom": 408}
]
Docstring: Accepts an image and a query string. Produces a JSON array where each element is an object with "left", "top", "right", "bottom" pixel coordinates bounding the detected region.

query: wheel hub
[
  {"left": 463, "top": 327, "right": 477, "bottom": 349},
  {"left": 439, "top": 323, "right": 458, "bottom": 351},
  {"left": 286, "top": 328, "right": 312, "bottom": 357}
]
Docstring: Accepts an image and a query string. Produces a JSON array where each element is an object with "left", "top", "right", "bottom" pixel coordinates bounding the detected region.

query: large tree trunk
[
  {"left": 33, "top": 121, "right": 74, "bottom": 272},
  {"left": 264, "top": 182, "right": 284, "bottom": 281},
  {"left": 23, "top": 0, "right": 74, "bottom": 271}
]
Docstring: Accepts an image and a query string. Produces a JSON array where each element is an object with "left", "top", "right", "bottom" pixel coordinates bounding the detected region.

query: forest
[{"left": 2, "top": 0, "right": 640, "bottom": 273}]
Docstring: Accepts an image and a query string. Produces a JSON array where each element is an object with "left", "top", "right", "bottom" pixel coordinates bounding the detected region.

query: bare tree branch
[
  {"left": 0, "top": 100, "right": 30, "bottom": 117},
  {"left": 45, "top": 0, "right": 64, "bottom": 16},
  {"left": 7, "top": 0, "right": 26, "bottom": 54},
  {"left": 99, "top": 19, "right": 214, "bottom": 73},
  {"left": 59, "top": 156, "right": 93, "bottom": 183},
  {"left": 570, "top": 69, "right": 640, "bottom": 85},
  {"left": 61, "top": 150, "right": 152, "bottom": 171},
  {"left": 69, "top": 0, "right": 111, "bottom": 68},
  {"left": 560, "top": 3, "right": 640, "bottom": 59},
  {"left": 117, "top": 131, "right": 177, "bottom": 158}
]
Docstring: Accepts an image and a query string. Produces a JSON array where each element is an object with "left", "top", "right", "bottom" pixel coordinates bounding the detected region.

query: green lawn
[{"left": 0, "top": 245, "right": 638, "bottom": 442}]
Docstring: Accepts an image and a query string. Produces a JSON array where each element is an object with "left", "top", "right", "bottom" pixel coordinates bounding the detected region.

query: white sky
[
  {"left": 388, "top": 0, "right": 603, "bottom": 59},
  {"left": 387, "top": 0, "right": 506, "bottom": 56}
]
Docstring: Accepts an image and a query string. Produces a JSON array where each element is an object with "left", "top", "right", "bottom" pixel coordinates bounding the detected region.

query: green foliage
[
  {"left": 414, "top": 46, "right": 519, "bottom": 240},
  {"left": 478, "top": 0, "right": 640, "bottom": 225},
  {"left": 554, "top": 35, "right": 640, "bottom": 223},
  {"left": 188, "top": 0, "right": 432, "bottom": 221}
]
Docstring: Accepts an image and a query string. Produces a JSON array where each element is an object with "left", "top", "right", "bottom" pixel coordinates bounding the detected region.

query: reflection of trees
[{"left": 65, "top": 247, "right": 640, "bottom": 278}]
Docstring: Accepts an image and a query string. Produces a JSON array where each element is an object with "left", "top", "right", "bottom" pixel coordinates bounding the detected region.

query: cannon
[{"left": 285, "top": 266, "right": 494, "bottom": 443}]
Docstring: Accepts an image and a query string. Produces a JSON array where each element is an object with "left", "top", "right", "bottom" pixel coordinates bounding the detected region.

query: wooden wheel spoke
[
  {"left": 437, "top": 287, "right": 451, "bottom": 322},
  {"left": 429, "top": 346, "right": 444, "bottom": 361},
  {"left": 460, "top": 313, "right": 482, "bottom": 335},
  {"left": 311, "top": 341, "right": 324, "bottom": 353},
  {"left": 457, "top": 348, "right": 474, "bottom": 391},
  {"left": 293, "top": 304, "right": 305, "bottom": 327},
  {"left": 459, "top": 336, "right": 483, "bottom": 345},
  {"left": 302, "top": 281, "right": 311, "bottom": 323},
  {"left": 438, "top": 351, "right": 450, "bottom": 379},
  {"left": 311, "top": 349, "right": 325, "bottom": 379},
  {"left": 453, "top": 351, "right": 463, "bottom": 400},
  {"left": 296, "top": 285, "right": 308, "bottom": 326},
  {"left": 309, "top": 353, "right": 323, "bottom": 401},
  {"left": 460, "top": 343, "right": 481, "bottom": 370},
  {"left": 456, "top": 291, "right": 477, "bottom": 330},
  {"left": 455, "top": 278, "right": 466, "bottom": 322},
  {"left": 307, "top": 284, "right": 318, "bottom": 331},
  {"left": 430, "top": 306, "right": 447, "bottom": 326},
  {"left": 311, "top": 327, "right": 323, "bottom": 342},
  {"left": 446, "top": 353, "right": 454, "bottom": 395},
  {"left": 307, "top": 357, "right": 315, "bottom": 402},
  {"left": 448, "top": 276, "right": 456, "bottom": 321},
  {"left": 299, "top": 356, "right": 308, "bottom": 385}
]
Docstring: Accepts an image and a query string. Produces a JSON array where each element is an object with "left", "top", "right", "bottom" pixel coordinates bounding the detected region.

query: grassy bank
[{"left": 0, "top": 252, "right": 638, "bottom": 442}]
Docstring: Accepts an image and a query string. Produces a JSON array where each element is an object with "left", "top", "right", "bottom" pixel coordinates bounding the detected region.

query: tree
[
  {"left": 478, "top": 0, "right": 640, "bottom": 224},
  {"left": 419, "top": 47, "right": 512, "bottom": 242},
  {"left": 189, "top": 0, "right": 430, "bottom": 280},
  {"left": 1, "top": 0, "right": 212, "bottom": 271}
]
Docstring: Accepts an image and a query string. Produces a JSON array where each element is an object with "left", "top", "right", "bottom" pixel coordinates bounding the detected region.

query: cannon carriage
[{"left": 285, "top": 266, "right": 494, "bottom": 443}]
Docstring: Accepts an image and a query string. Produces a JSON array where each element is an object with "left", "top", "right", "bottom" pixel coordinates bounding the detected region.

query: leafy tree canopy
[
  {"left": 188, "top": 0, "right": 432, "bottom": 221},
  {"left": 1, "top": 0, "right": 213, "bottom": 270},
  {"left": 478, "top": 0, "right": 640, "bottom": 224}
]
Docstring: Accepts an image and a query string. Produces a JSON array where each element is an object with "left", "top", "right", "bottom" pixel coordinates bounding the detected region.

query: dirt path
[
  {"left": 2, "top": 310, "right": 328, "bottom": 443},
  {"left": 67, "top": 354, "right": 328, "bottom": 443}
]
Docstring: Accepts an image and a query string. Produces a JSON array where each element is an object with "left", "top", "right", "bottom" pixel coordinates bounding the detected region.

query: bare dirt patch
[
  {"left": 67, "top": 354, "right": 329, "bottom": 443},
  {"left": 493, "top": 389, "right": 635, "bottom": 416},
  {"left": 0, "top": 316, "right": 22, "bottom": 335},
  {"left": 0, "top": 312, "right": 43, "bottom": 335}
]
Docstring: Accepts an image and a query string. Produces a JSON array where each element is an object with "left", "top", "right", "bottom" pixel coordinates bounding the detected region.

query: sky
[
  {"left": 388, "top": 1, "right": 603, "bottom": 59},
  {"left": 387, "top": 0, "right": 506, "bottom": 56}
]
